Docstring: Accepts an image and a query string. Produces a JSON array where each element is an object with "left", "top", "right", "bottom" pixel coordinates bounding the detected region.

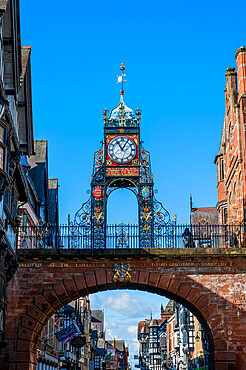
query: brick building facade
[{"left": 215, "top": 46, "right": 246, "bottom": 225}]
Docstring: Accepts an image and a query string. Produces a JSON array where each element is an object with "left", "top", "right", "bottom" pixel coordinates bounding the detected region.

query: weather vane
[{"left": 117, "top": 62, "right": 127, "bottom": 96}]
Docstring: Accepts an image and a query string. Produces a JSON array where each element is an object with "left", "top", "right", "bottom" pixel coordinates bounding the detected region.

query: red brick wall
[
  {"left": 215, "top": 47, "right": 246, "bottom": 225},
  {"left": 2, "top": 250, "right": 246, "bottom": 370}
]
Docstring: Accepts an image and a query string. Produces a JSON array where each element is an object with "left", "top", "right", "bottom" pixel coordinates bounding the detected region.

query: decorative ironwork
[
  {"left": 91, "top": 150, "right": 106, "bottom": 247},
  {"left": 106, "top": 101, "right": 139, "bottom": 127},
  {"left": 106, "top": 180, "right": 138, "bottom": 198},
  {"left": 116, "top": 222, "right": 129, "bottom": 248},
  {"left": 92, "top": 145, "right": 104, "bottom": 183},
  {"left": 140, "top": 145, "right": 152, "bottom": 184},
  {"left": 74, "top": 63, "right": 174, "bottom": 249},
  {"left": 102, "top": 109, "right": 109, "bottom": 125},
  {"left": 74, "top": 197, "right": 91, "bottom": 226},
  {"left": 139, "top": 184, "right": 154, "bottom": 248},
  {"left": 73, "top": 197, "right": 91, "bottom": 248},
  {"left": 18, "top": 223, "right": 245, "bottom": 249},
  {"left": 91, "top": 186, "right": 106, "bottom": 248},
  {"left": 113, "top": 263, "right": 132, "bottom": 282}
]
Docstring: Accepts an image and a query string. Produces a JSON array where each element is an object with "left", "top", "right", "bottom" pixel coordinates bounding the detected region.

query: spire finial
[
  {"left": 117, "top": 62, "right": 127, "bottom": 98},
  {"left": 102, "top": 108, "right": 109, "bottom": 125}
]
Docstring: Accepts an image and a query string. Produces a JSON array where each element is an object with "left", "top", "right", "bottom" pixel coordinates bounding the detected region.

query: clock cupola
[
  {"left": 75, "top": 63, "right": 172, "bottom": 249},
  {"left": 104, "top": 63, "right": 141, "bottom": 187}
]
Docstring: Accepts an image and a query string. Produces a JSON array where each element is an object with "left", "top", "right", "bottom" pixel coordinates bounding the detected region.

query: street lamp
[{"left": 195, "top": 333, "right": 200, "bottom": 342}]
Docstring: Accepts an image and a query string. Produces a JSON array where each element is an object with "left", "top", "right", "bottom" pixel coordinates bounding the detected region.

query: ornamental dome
[
  {"left": 107, "top": 97, "right": 138, "bottom": 127},
  {"left": 109, "top": 99, "right": 135, "bottom": 120}
]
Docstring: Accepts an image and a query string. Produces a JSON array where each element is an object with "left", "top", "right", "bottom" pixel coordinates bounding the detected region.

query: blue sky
[
  {"left": 20, "top": 0, "right": 246, "bottom": 224},
  {"left": 20, "top": 0, "right": 246, "bottom": 366}
]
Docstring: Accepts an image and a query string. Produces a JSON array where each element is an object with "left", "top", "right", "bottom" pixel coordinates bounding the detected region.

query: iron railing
[{"left": 17, "top": 223, "right": 245, "bottom": 249}]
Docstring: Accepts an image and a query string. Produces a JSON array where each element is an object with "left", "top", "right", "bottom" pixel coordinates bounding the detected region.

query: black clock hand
[
  {"left": 121, "top": 142, "right": 131, "bottom": 158},
  {"left": 122, "top": 140, "right": 130, "bottom": 153}
]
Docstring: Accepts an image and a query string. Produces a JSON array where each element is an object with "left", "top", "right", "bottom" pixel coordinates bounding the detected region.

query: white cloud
[
  {"left": 103, "top": 292, "right": 156, "bottom": 318},
  {"left": 106, "top": 328, "right": 118, "bottom": 340},
  {"left": 106, "top": 321, "right": 117, "bottom": 328},
  {"left": 127, "top": 325, "right": 137, "bottom": 335}
]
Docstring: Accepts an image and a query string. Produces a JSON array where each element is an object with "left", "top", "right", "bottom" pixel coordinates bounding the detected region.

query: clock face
[{"left": 107, "top": 136, "right": 137, "bottom": 164}]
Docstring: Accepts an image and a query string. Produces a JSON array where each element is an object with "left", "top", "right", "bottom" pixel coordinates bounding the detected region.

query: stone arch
[{"left": 4, "top": 267, "right": 242, "bottom": 370}]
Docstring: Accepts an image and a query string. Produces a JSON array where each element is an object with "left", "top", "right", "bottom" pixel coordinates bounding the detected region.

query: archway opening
[
  {"left": 33, "top": 288, "right": 213, "bottom": 370},
  {"left": 106, "top": 187, "right": 138, "bottom": 225}
]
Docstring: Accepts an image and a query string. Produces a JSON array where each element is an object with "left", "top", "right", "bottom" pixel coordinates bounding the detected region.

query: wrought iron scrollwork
[
  {"left": 153, "top": 197, "right": 174, "bottom": 248},
  {"left": 140, "top": 145, "right": 152, "bottom": 184},
  {"left": 116, "top": 222, "right": 129, "bottom": 248},
  {"left": 106, "top": 181, "right": 138, "bottom": 198},
  {"left": 74, "top": 197, "right": 91, "bottom": 226},
  {"left": 73, "top": 197, "right": 91, "bottom": 248},
  {"left": 153, "top": 197, "right": 171, "bottom": 225},
  {"left": 92, "top": 145, "right": 104, "bottom": 183}
]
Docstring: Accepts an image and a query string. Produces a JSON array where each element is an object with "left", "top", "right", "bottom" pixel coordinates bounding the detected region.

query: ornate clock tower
[{"left": 75, "top": 64, "right": 171, "bottom": 248}]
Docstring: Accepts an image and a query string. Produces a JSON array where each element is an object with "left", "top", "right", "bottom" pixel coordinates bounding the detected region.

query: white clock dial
[{"left": 107, "top": 136, "right": 137, "bottom": 164}]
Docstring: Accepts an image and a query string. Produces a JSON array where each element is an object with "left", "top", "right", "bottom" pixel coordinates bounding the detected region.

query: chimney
[
  {"left": 235, "top": 46, "right": 246, "bottom": 98},
  {"left": 225, "top": 67, "right": 237, "bottom": 106}
]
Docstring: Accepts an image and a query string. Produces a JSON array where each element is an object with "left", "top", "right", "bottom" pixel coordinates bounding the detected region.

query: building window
[
  {"left": 0, "top": 124, "right": 6, "bottom": 171},
  {"left": 184, "top": 311, "right": 189, "bottom": 325},
  {"left": 222, "top": 208, "right": 227, "bottom": 224},
  {"left": 0, "top": 126, "right": 4, "bottom": 142},
  {"left": 190, "top": 330, "right": 195, "bottom": 347},
  {"left": 219, "top": 158, "right": 225, "bottom": 181},
  {"left": 0, "top": 146, "right": 4, "bottom": 169},
  {"left": 183, "top": 331, "right": 187, "bottom": 345},
  {"left": 233, "top": 181, "right": 237, "bottom": 200}
]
